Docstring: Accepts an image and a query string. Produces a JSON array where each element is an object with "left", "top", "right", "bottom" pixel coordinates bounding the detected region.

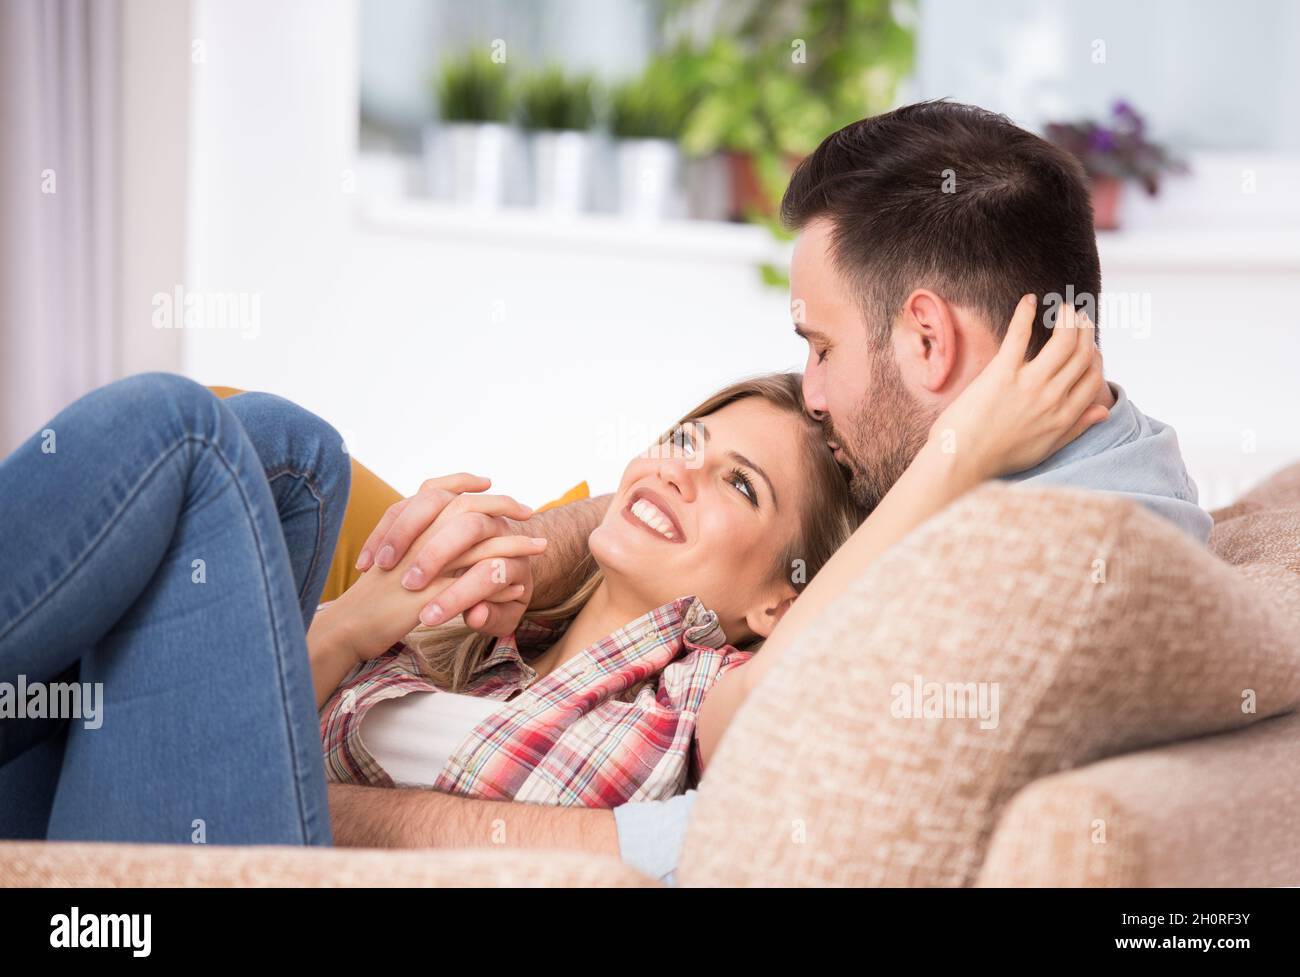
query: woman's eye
[
  {"left": 670, "top": 425, "right": 697, "bottom": 457},
  {"left": 816, "top": 347, "right": 830, "bottom": 364},
  {"left": 729, "top": 468, "right": 758, "bottom": 506}
]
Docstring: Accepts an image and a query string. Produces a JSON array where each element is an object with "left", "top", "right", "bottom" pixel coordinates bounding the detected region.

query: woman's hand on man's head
[
  {"left": 927, "top": 294, "right": 1108, "bottom": 482},
  {"left": 353, "top": 473, "right": 546, "bottom": 641}
]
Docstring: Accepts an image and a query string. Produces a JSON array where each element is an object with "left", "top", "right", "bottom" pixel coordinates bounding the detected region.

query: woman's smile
[{"left": 620, "top": 487, "right": 686, "bottom": 543}]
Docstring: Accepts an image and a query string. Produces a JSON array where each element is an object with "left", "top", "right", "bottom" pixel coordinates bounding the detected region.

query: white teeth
[{"left": 631, "top": 498, "right": 676, "bottom": 539}]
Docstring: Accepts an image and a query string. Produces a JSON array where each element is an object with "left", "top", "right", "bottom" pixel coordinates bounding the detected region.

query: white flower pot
[
  {"left": 530, "top": 129, "right": 594, "bottom": 214},
  {"left": 424, "top": 122, "right": 512, "bottom": 210},
  {"left": 616, "top": 138, "right": 683, "bottom": 221}
]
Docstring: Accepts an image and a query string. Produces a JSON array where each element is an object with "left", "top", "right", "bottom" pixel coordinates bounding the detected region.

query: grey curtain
[{"left": 0, "top": 0, "right": 120, "bottom": 455}]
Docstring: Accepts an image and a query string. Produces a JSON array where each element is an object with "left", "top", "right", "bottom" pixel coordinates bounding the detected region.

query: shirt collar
[
  {"left": 479, "top": 595, "right": 728, "bottom": 681},
  {"left": 1011, "top": 381, "right": 1140, "bottom": 477}
]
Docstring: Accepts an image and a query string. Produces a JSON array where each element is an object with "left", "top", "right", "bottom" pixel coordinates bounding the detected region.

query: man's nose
[{"left": 802, "top": 374, "right": 828, "bottom": 421}]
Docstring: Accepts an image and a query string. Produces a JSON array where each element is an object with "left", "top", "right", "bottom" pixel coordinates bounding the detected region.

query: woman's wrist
[
  {"left": 308, "top": 600, "right": 365, "bottom": 668},
  {"left": 307, "top": 601, "right": 368, "bottom": 709},
  {"left": 920, "top": 428, "right": 994, "bottom": 489}
]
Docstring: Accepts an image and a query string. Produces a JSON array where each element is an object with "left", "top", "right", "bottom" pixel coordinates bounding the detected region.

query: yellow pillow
[{"left": 208, "top": 386, "right": 588, "bottom": 601}]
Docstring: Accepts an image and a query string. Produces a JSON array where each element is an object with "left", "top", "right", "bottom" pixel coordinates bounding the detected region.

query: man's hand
[{"left": 355, "top": 473, "right": 540, "bottom": 637}]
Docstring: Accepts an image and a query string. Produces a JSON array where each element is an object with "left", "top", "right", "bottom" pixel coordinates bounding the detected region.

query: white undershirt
[{"left": 359, "top": 689, "right": 504, "bottom": 788}]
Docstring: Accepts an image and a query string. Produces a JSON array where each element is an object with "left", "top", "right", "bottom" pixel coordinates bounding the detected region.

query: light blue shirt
[
  {"left": 613, "top": 380, "right": 1210, "bottom": 884},
  {"left": 1001, "top": 382, "right": 1212, "bottom": 542}
]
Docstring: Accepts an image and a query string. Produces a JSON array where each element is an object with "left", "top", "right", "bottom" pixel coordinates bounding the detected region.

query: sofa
[{"left": 3, "top": 451, "right": 1298, "bottom": 887}]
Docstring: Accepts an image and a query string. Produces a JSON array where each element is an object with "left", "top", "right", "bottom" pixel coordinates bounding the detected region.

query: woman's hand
[
  {"left": 329, "top": 494, "right": 549, "bottom": 663},
  {"left": 355, "top": 473, "right": 538, "bottom": 637},
  {"left": 928, "top": 293, "right": 1109, "bottom": 482}
]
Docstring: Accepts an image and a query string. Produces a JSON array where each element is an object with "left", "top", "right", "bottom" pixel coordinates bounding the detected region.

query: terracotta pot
[
  {"left": 724, "top": 151, "right": 803, "bottom": 221},
  {"left": 1090, "top": 176, "right": 1124, "bottom": 231}
]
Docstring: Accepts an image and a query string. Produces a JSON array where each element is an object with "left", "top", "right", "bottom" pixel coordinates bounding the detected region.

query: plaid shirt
[{"left": 319, "top": 596, "right": 753, "bottom": 807}]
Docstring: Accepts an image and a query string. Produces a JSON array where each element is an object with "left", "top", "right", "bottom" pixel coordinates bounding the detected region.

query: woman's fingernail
[
  {"left": 401, "top": 567, "right": 424, "bottom": 589},
  {"left": 531, "top": 537, "right": 547, "bottom": 546},
  {"left": 420, "top": 604, "right": 444, "bottom": 626},
  {"left": 356, "top": 550, "right": 371, "bottom": 570},
  {"left": 376, "top": 545, "right": 395, "bottom": 568},
  {"left": 510, "top": 585, "right": 526, "bottom": 597}
]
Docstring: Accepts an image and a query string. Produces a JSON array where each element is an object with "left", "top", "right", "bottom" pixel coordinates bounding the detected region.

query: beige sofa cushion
[
  {"left": 1211, "top": 461, "right": 1300, "bottom": 527},
  {"left": 977, "top": 461, "right": 1300, "bottom": 887},
  {"left": 0, "top": 841, "right": 659, "bottom": 887},
  {"left": 976, "top": 709, "right": 1300, "bottom": 887},
  {"left": 1210, "top": 463, "right": 1300, "bottom": 611},
  {"left": 679, "top": 482, "right": 1300, "bottom": 887}
]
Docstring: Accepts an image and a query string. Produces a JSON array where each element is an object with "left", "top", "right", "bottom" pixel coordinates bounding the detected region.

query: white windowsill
[
  {"left": 360, "top": 198, "right": 1300, "bottom": 274},
  {"left": 357, "top": 198, "right": 786, "bottom": 265}
]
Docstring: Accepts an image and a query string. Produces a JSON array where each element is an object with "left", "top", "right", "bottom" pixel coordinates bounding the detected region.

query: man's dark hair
[{"left": 781, "top": 100, "right": 1101, "bottom": 356}]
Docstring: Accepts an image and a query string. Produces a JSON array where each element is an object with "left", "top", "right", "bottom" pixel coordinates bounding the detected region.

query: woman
[
  {"left": 0, "top": 296, "right": 1102, "bottom": 840},
  {"left": 313, "top": 370, "right": 863, "bottom": 804}
]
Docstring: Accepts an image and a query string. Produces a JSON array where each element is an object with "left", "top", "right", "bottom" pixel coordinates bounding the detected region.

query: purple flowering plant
[{"left": 1044, "top": 100, "right": 1186, "bottom": 195}]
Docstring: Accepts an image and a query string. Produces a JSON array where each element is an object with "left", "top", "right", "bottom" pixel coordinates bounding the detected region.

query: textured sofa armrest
[
  {"left": 978, "top": 710, "right": 1300, "bottom": 887},
  {"left": 0, "top": 842, "right": 660, "bottom": 888},
  {"left": 679, "top": 482, "right": 1300, "bottom": 887}
]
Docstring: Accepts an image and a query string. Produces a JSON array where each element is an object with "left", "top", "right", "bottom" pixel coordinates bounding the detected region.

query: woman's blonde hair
[{"left": 404, "top": 372, "right": 863, "bottom": 690}]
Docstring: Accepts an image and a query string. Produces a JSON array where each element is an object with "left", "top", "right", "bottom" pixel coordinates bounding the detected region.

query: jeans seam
[
  {"left": 199, "top": 439, "right": 320, "bottom": 845},
  {"left": 263, "top": 466, "right": 329, "bottom": 607},
  {"left": 2, "top": 432, "right": 320, "bottom": 845}
]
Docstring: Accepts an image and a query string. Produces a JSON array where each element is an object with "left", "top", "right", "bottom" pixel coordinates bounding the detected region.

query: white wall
[
  {"left": 184, "top": 0, "right": 795, "bottom": 505},
  {"left": 183, "top": 0, "right": 1300, "bottom": 512},
  {"left": 1092, "top": 240, "right": 1300, "bottom": 508}
]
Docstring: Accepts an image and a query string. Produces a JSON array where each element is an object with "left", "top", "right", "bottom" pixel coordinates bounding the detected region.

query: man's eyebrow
[
  {"left": 686, "top": 421, "right": 778, "bottom": 510},
  {"left": 793, "top": 324, "right": 830, "bottom": 343}
]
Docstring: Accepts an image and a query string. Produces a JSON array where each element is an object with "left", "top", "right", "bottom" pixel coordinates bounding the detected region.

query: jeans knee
[
  {"left": 103, "top": 373, "right": 223, "bottom": 439},
  {"left": 224, "top": 392, "right": 351, "bottom": 516}
]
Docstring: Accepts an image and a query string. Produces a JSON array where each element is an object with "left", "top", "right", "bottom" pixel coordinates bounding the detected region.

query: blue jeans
[{"left": 0, "top": 373, "right": 350, "bottom": 845}]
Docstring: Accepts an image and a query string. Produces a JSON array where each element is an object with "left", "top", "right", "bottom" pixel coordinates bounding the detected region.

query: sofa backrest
[{"left": 678, "top": 476, "right": 1300, "bottom": 886}]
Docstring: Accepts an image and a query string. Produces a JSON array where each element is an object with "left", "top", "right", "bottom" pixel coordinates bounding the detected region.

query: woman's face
[{"left": 589, "top": 397, "right": 810, "bottom": 643}]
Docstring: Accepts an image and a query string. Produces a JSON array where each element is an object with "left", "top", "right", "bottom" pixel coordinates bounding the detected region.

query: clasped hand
[{"left": 334, "top": 474, "right": 546, "bottom": 661}]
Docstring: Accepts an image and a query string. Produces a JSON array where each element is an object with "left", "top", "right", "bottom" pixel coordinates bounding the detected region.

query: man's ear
[
  {"left": 897, "top": 288, "right": 960, "bottom": 394},
  {"left": 744, "top": 586, "right": 799, "bottom": 640}
]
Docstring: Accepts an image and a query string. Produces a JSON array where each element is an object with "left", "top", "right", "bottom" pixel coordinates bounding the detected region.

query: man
[{"left": 330, "top": 101, "right": 1209, "bottom": 884}]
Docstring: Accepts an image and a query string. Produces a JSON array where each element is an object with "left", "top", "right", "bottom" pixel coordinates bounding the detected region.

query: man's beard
[{"left": 825, "top": 354, "right": 936, "bottom": 513}]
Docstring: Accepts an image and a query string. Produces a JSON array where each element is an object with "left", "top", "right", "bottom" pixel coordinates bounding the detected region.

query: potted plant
[
  {"left": 665, "top": 0, "right": 916, "bottom": 221},
  {"left": 1044, "top": 100, "right": 1187, "bottom": 231},
  {"left": 518, "top": 66, "right": 598, "bottom": 213},
  {"left": 608, "top": 57, "right": 691, "bottom": 221},
  {"left": 427, "top": 50, "right": 514, "bottom": 209}
]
